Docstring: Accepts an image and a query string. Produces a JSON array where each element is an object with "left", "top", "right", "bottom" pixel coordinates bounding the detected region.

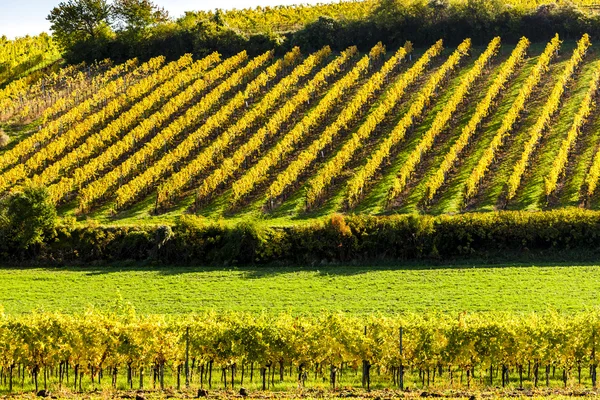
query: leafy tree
[
  {"left": 0, "top": 186, "right": 57, "bottom": 251},
  {"left": 47, "top": 0, "right": 112, "bottom": 49},
  {"left": 112, "top": 0, "right": 169, "bottom": 39}
]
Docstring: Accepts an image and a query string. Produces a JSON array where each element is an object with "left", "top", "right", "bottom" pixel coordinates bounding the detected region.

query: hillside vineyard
[{"left": 5, "top": 35, "right": 600, "bottom": 218}]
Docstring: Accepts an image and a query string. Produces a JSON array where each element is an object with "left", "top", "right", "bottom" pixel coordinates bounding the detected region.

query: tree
[
  {"left": 47, "top": 0, "right": 112, "bottom": 49},
  {"left": 0, "top": 186, "right": 57, "bottom": 251},
  {"left": 112, "top": 0, "right": 169, "bottom": 39}
]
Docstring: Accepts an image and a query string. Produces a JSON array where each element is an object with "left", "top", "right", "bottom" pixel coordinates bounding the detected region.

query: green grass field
[{"left": 2, "top": 262, "right": 600, "bottom": 315}]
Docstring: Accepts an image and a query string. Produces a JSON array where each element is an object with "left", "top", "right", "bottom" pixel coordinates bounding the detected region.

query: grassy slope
[{"left": 2, "top": 262, "right": 600, "bottom": 315}]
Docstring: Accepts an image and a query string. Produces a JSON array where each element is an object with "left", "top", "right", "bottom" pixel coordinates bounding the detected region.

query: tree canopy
[{"left": 47, "top": 0, "right": 168, "bottom": 50}]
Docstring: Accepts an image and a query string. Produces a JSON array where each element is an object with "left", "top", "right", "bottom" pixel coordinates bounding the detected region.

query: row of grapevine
[
  {"left": 267, "top": 40, "right": 432, "bottom": 207},
  {"left": 0, "top": 55, "right": 197, "bottom": 194},
  {"left": 0, "top": 56, "right": 167, "bottom": 173},
  {"left": 463, "top": 34, "right": 562, "bottom": 201},
  {"left": 386, "top": 37, "right": 501, "bottom": 204},
  {"left": 423, "top": 37, "right": 530, "bottom": 202},
  {"left": 505, "top": 34, "right": 591, "bottom": 201},
  {"left": 345, "top": 39, "right": 472, "bottom": 208},
  {"left": 1, "top": 311, "right": 600, "bottom": 393},
  {"left": 152, "top": 47, "right": 332, "bottom": 209},
  {"left": 73, "top": 50, "right": 281, "bottom": 210},
  {"left": 33, "top": 52, "right": 223, "bottom": 192},
  {"left": 195, "top": 46, "right": 360, "bottom": 202},
  {"left": 545, "top": 69, "right": 600, "bottom": 197},
  {"left": 230, "top": 43, "right": 391, "bottom": 204}
]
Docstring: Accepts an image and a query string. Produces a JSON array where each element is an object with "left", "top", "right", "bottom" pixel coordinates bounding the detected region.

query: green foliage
[
  {"left": 47, "top": 0, "right": 113, "bottom": 49},
  {"left": 171, "top": 215, "right": 283, "bottom": 264},
  {"left": 111, "top": 0, "right": 169, "bottom": 39},
  {"left": 0, "top": 186, "right": 57, "bottom": 251},
  {"left": 291, "top": 16, "right": 342, "bottom": 50}
]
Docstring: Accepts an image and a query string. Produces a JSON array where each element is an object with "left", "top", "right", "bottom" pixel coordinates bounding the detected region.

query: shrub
[{"left": 0, "top": 186, "right": 57, "bottom": 251}]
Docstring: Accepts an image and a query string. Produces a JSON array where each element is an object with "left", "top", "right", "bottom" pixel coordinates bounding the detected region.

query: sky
[{"left": 0, "top": 0, "right": 339, "bottom": 39}]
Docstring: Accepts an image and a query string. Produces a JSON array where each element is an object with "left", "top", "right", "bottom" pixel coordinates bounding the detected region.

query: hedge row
[{"left": 4, "top": 209, "right": 600, "bottom": 263}]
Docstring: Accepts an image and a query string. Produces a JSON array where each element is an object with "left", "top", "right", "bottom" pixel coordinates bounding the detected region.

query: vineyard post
[
  {"left": 200, "top": 363, "right": 204, "bottom": 388},
  {"left": 361, "top": 326, "right": 371, "bottom": 391},
  {"left": 330, "top": 364, "right": 337, "bottom": 390},
  {"left": 185, "top": 326, "right": 190, "bottom": 388},
  {"left": 400, "top": 327, "right": 404, "bottom": 390},
  {"left": 231, "top": 363, "right": 235, "bottom": 389},
  {"left": 73, "top": 364, "right": 78, "bottom": 392},
  {"left": 593, "top": 329, "right": 597, "bottom": 388}
]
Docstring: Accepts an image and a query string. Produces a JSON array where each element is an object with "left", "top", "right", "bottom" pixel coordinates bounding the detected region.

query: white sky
[{"left": 0, "top": 0, "right": 340, "bottom": 39}]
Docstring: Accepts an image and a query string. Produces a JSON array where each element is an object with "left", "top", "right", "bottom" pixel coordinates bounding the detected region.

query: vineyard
[
  {"left": 3, "top": 34, "right": 600, "bottom": 223},
  {"left": 1, "top": 311, "right": 600, "bottom": 394}
]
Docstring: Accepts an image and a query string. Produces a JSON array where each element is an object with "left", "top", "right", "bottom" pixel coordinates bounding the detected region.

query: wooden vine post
[
  {"left": 400, "top": 326, "right": 404, "bottom": 390},
  {"left": 362, "top": 326, "right": 371, "bottom": 391},
  {"left": 593, "top": 329, "right": 597, "bottom": 388},
  {"left": 185, "top": 326, "right": 190, "bottom": 388}
]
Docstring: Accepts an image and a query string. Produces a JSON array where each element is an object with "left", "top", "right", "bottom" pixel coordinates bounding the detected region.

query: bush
[{"left": 0, "top": 186, "right": 57, "bottom": 254}]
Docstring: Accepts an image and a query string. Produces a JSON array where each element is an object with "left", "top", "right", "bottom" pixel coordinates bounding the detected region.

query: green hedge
[{"left": 5, "top": 209, "right": 600, "bottom": 263}]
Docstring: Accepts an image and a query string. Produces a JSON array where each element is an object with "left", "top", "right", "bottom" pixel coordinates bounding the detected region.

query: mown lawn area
[{"left": 2, "top": 262, "right": 600, "bottom": 315}]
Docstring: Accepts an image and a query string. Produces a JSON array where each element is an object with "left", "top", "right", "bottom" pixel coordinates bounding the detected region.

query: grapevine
[
  {"left": 195, "top": 46, "right": 360, "bottom": 203},
  {"left": 73, "top": 50, "right": 281, "bottom": 210}
]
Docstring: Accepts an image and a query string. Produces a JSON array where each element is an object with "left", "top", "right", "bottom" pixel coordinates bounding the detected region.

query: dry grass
[{"left": 0, "top": 128, "right": 9, "bottom": 148}]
